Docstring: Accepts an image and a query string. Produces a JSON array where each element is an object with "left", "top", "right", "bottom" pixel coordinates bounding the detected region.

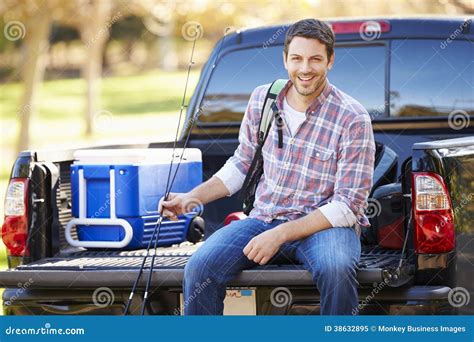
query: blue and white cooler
[{"left": 67, "top": 148, "right": 203, "bottom": 249}]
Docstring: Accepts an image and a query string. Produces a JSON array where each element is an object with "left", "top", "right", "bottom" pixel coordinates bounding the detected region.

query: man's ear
[
  {"left": 327, "top": 51, "right": 335, "bottom": 70},
  {"left": 282, "top": 51, "right": 288, "bottom": 70}
]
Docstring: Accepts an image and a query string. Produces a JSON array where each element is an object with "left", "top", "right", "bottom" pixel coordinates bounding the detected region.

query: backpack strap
[
  {"left": 257, "top": 79, "right": 288, "bottom": 146},
  {"left": 240, "top": 79, "right": 288, "bottom": 215}
]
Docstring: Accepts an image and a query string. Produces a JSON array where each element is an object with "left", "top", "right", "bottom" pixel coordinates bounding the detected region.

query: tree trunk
[
  {"left": 158, "top": 20, "right": 178, "bottom": 71},
  {"left": 81, "top": 39, "right": 105, "bottom": 136},
  {"left": 16, "top": 13, "right": 51, "bottom": 154},
  {"left": 79, "top": 0, "right": 111, "bottom": 136}
]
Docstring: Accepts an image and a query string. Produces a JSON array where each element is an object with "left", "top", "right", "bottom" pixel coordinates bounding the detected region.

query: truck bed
[
  {"left": 0, "top": 243, "right": 407, "bottom": 289},
  {"left": 0, "top": 158, "right": 413, "bottom": 290}
]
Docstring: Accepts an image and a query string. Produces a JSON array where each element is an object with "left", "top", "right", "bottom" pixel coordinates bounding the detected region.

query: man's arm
[
  {"left": 188, "top": 176, "right": 231, "bottom": 205},
  {"left": 213, "top": 85, "right": 268, "bottom": 196},
  {"left": 328, "top": 117, "right": 376, "bottom": 226},
  {"left": 161, "top": 86, "right": 266, "bottom": 220},
  {"left": 274, "top": 208, "right": 332, "bottom": 241}
]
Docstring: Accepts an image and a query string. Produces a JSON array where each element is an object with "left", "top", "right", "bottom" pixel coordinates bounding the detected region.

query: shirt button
[
  {"left": 289, "top": 138, "right": 295, "bottom": 144},
  {"left": 285, "top": 162, "right": 290, "bottom": 167},
  {"left": 316, "top": 152, "right": 320, "bottom": 157}
]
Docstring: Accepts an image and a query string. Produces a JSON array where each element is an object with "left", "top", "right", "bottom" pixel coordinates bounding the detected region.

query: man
[{"left": 160, "top": 18, "right": 375, "bottom": 315}]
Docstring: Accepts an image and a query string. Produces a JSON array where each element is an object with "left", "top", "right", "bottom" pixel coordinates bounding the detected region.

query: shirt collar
[{"left": 276, "top": 78, "right": 333, "bottom": 116}]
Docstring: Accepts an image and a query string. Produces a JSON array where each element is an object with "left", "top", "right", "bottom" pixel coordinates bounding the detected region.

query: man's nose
[{"left": 299, "top": 60, "right": 312, "bottom": 74}]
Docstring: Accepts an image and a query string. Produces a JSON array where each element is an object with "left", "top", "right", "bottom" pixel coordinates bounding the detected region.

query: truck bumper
[{"left": 2, "top": 285, "right": 455, "bottom": 315}]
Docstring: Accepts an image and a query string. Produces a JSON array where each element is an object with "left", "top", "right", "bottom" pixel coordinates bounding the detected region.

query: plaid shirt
[{"left": 223, "top": 79, "right": 375, "bottom": 232}]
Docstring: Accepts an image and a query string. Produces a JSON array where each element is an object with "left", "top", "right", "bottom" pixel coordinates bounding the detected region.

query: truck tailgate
[{"left": 0, "top": 245, "right": 408, "bottom": 288}]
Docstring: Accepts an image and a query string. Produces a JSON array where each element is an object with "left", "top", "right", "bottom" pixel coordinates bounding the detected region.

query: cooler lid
[{"left": 73, "top": 148, "right": 202, "bottom": 165}]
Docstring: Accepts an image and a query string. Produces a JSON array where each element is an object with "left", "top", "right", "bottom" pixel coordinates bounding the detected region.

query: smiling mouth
[{"left": 298, "top": 75, "right": 315, "bottom": 82}]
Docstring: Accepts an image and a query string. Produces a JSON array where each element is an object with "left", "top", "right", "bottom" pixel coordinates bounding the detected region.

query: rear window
[
  {"left": 199, "top": 44, "right": 386, "bottom": 124},
  {"left": 390, "top": 39, "right": 474, "bottom": 118}
]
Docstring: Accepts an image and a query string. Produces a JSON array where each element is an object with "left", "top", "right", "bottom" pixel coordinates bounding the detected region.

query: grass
[
  {"left": 0, "top": 69, "right": 200, "bottom": 271},
  {"left": 1, "top": 69, "right": 199, "bottom": 172},
  {"left": 0, "top": 245, "right": 6, "bottom": 270},
  {"left": 0, "top": 71, "right": 200, "bottom": 120}
]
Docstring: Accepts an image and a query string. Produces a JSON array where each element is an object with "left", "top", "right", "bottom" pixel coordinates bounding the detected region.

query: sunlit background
[{"left": 0, "top": 0, "right": 472, "bottom": 276}]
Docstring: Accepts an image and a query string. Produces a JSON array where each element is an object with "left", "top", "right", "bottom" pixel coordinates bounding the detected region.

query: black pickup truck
[{"left": 1, "top": 18, "right": 473, "bottom": 315}]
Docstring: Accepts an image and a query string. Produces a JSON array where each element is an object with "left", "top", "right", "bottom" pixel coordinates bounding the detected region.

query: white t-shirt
[{"left": 282, "top": 97, "right": 306, "bottom": 136}]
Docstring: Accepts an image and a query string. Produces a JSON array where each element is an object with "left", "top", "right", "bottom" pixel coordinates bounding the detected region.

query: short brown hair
[{"left": 283, "top": 19, "right": 335, "bottom": 61}]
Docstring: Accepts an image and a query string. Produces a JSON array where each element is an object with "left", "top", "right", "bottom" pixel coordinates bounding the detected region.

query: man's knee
[
  {"left": 185, "top": 250, "right": 216, "bottom": 283},
  {"left": 184, "top": 218, "right": 265, "bottom": 285},
  {"left": 316, "top": 253, "right": 358, "bottom": 285},
  {"left": 184, "top": 243, "right": 235, "bottom": 285}
]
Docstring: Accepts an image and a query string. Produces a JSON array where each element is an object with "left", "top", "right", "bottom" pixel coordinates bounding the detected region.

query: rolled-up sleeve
[
  {"left": 332, "top": 116, "right": 376, "bottom": 227},
  {"left": 318, "top": 201, "right": 357, "bottom": 227},
  {"left": 214, "top": 162, "right": 246, "bottom": 196}
]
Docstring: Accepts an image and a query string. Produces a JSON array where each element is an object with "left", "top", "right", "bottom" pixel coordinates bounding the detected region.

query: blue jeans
[{"left": 183, "top": 218, "right": 361, "bottom": 315}]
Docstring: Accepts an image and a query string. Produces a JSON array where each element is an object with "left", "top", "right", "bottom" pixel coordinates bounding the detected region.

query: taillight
[
  {"left": 1, "top": 178, "right": 29, "bottom": 256},
  {"left": 412, "top": 172, "right": 455, "bottom": 254}
]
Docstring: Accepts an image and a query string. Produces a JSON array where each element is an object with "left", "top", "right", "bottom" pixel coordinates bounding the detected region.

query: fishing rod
[
  {"left": 138, "top": 28, "right": 200, "bottom": 316},
  {"left": 165, "top": 26, "right": 231, "bottom": 193},
  {"left": 124, "top": 25, "right": 230, "bottom": 315},
  {"left": 123, "top": 27, "right": 199, "bottom": 316}
]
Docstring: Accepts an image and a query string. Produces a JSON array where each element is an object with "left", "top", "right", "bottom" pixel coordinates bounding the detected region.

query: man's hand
[
  {"left": 243, "top": 227, "right": 286, "bottom": 265},
  {"left": 158, "top": 192, "right": 193, "bottom": 221}
]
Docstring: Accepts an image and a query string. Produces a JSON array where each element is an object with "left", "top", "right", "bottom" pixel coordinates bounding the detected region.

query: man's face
[{"left": 283, "top": 36, "right": 334, "bottom": 97}]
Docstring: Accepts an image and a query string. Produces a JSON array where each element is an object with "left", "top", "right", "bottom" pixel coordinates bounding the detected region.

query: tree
[
  {"left": 74, "top": 0, "right": 113, "bottom": 136},
  {"left": 65, "top": 1, "right": 135, "bottom": 136},
  {"left": 1, "top": 0, "right": 54, "bottom": 154}
]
